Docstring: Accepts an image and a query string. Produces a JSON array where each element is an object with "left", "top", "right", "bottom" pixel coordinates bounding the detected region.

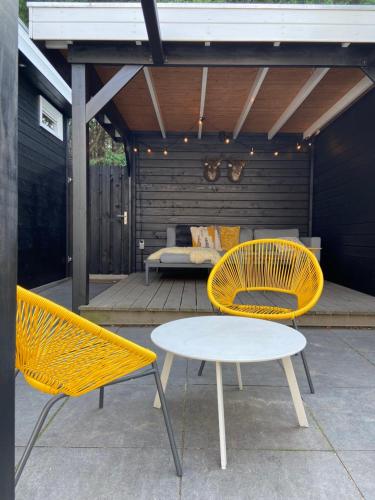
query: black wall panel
[
  {"left": 18, "top": 73, "right": 67, "bottom": 288},
  {"left": 313, "top": 88, "right": 375, "bottom": 295},
  {"left": 135, "top": 134, "right": 310, "bottom": 270}
]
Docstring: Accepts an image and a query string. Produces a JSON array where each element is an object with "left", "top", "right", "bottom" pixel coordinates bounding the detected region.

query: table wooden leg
[
  {"left": 153, "top": 352, "right": 174, "bottom": 409},
  {"left": 236, "top": 363, "right": 243, "bottom": 390},
  {"left": 282, "top": 356, "right": 309, "bottom": 428},
  {"left": 216, "top": 361, "right": 227, "bottom": 469}
]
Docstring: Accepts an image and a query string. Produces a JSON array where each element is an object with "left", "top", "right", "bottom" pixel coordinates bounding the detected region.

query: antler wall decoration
[
  {"left": 227, "top": 160, "right": 246, "bottom": 183},
  {"left": 203, "top": 159, "right": 221, "bottom": 182}
]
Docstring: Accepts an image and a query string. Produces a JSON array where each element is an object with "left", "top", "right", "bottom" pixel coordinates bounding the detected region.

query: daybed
[{"left": 144, "top": 226, "right": 321, "bottom": 285}]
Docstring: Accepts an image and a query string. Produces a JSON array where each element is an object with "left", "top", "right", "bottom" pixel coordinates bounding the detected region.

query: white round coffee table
[{"left": 152, "top": 316, "right": 308, "bottom": 470}]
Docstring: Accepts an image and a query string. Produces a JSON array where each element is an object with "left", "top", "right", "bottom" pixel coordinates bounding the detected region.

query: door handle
[{"left": 116, "top": 211, "right": 128, "bottom": 225}]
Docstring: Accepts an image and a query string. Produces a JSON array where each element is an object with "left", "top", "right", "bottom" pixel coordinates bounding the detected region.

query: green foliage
[
  {"left": 89, "top": 120, "right": 126, "bottom": 167},
  {"left": 19, "top": 0, "right": 28, "bottom": 24}
]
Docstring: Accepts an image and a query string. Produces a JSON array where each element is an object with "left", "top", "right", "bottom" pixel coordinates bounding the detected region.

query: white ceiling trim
[
  {"left": 268, "top": 67, "right": 330, "bottom": 140},
  {"left": 18, "top": 19, "right": 71, "bottom": 103},
  {"left": 303, "top": 76, "right": 373, "bottom": 139},
  {"left": 233, "top": 68, "right": 269, "bottom": 140},
  {"left": 28, "top": 3, "right": 375, "bottom": 44},
  {"left": 143, "top": 67, "right": 166, "bottom": 139}
]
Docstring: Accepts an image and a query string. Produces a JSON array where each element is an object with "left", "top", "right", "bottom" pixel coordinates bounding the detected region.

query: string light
[
  {"left": 224, "top": 137, "right": 230, "bottom": 144},
  {"left": 249, "top": 147, "right": 255, "bottom": 156},
  {"left": 163, "top": 147, "right": 168, "bottom": 156},
  {"left": 274, "top": 151, "right": 279, "bottom": 157},
  {"left": 133, "top": 146, "right": 138, "bottom": 153},
  {"left": 296, "top": 143, "right": 301, "bottom": 151},
  {"left": 198, "top": 117, "right": 204, "bottom": 125},
  {"left": 147, "top": 147, "right": 152, "bottom": 154},
  {"left": 183, "top": 136, "right": 189, "bottom": 143},
  {"left": 308, "top": 142, "right": 312, "bottom": 147}
]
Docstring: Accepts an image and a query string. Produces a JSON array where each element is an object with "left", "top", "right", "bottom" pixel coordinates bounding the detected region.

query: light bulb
[
  {"left": 225, "top": 137, "right": 230, "bottom": 144},
  {"left": 249, "top": 148, "right": 254, "bottom": 156},
  {"left": 163, "top": 148, "right": 168, "bottom": 156},
  {"left": 147, "top": 147, "right": 152, "bottom": 154},
  {"left": 133, "top": 147, "right": 138, "bottom": 153},
  {"left": 183, "top": 136, "right": 189, "bottom": 143},
  {"left": 296, "top": 143, "right": 301, "bottom": 150},
  {"left": 274, "top": 151, "right": 279, "bottom": 157}
]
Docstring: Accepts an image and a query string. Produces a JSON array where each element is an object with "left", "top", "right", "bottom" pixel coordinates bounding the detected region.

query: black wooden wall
[
  {"left": 18, "top": 73, "right": 68, "bottom": 288},
  {"left": 134, "top": 134, "right": 310, "bottom": 270},
  {"left": 313, "top": 88, "right": 375, "bottom": 296}
]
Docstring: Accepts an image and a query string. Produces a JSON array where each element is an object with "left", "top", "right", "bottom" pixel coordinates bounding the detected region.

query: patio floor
[{"left": 15, "top": 282, "right": 375, "bottom": 499}]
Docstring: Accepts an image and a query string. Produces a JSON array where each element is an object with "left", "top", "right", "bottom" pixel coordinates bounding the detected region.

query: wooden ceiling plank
[
  {"left": 303, "top": 76, "right": 373, "bottom": 138},
  {"left": 233, "top": 67, "right": 269, "bottom": 139},
  {"left": 268, "top": 67, "right": 330, "bottom": 139},
  {"left": 198, "top": 67, "right": 208, "bottom": 139},
  {"left": 143, "top": 67, "right": 166, "bottom": 138},
  {"left": 86, "top": 65, "right": 142, "bottom": 123}
]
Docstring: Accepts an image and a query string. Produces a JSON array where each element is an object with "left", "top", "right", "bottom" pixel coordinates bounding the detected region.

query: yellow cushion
[{"left": 220, "top": 226, "right": 240, "bottom": 251}]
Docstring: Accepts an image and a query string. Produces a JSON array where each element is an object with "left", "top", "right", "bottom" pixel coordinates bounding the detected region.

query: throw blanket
[{"left": 148, "top": 247, "right": 221, "bottom": 265}]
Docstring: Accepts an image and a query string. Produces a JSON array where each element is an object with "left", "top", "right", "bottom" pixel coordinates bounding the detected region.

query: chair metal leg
[
  {"left": 15, "top": 394, "right": 67, "bottom": 486},
  {"left": 198, "top": 360, "right": 205, "bottom": 376},
  {"left": 99, "top": 387, "right": 104, "bottom": 409},
  {"left": 152, "top": 362, "right": 182, "bottom": 477},
  {"left": 292, "top": 318, "right": 315, "bottom": 394},
  {"left": 300, "top": 350, "right": 315, "bottom": 394}
]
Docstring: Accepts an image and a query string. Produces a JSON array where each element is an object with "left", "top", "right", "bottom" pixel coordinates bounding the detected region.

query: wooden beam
[
  {"left": 143, "top": 67, "right": 166, "bottom": 138},
  {"left": 86, "top": 65, "right": 142, "bottom": 122},
  {"left": 0, "top": 1, "right": 17, "bottom": 497},
  {"left": 268, "top": 68, "right": 330, "bottom": 140},
  {"left": 72, "top": 64, "right": 89, "bottom": 313},
  {"left": 303, "top": 76, "right": 373, "bottom": 139},
  {"left": 198, "top": 67, "right": 208, "bottom": 139},
  {"left": 68, "top": 42, "right": 375, "bottom": 68},
  {"left": 233, "top": 68, "right": 268, "bottom": 139},
  {"left": 89, "top": 66, "right": 131, "bottom": 143},
  {"left": 361, "top": 66, "right": 375, "bottom": 83},
  {"left": 140, "top": 0, "right": 164, "bottom": 65}
]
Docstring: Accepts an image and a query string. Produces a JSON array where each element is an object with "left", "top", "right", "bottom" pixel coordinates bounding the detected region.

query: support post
[
  {"left": 308, "top": 140, "right": 315, "bottom": 237},
  {"left": 72, "top": 64, "right": 89, "bottom": 313},
  {"left": 0, "top": 1, "right": 18, "bottom": 496}
]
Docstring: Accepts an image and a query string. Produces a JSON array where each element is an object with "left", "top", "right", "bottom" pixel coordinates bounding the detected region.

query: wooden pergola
[{"left": 28, "top": 1, "right": 375, "bottom": 312}]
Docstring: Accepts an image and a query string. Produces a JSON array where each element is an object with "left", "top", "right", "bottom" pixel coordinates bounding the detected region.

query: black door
[{"left": 89, "top": 164, "right": 129, "bottom": 274}]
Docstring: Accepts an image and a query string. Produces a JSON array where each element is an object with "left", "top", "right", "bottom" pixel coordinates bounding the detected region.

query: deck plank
[
  {"left": 164, "top": 280, "right": 185, "bottom": 311},
  {"left": 131, "top": 276, "right": 164, "bottom": 310},
  {"left": 88, "top": 273, "right": 140, "bottom": 307},
  {"left": 180, "top": 280, "right": 197, "bottom": 311},
  {"left": 147, "top": 279, "right": 174, "bottom": 311},
  {"left": 196, "top": 280, "right": 213, "bottom": 312}
]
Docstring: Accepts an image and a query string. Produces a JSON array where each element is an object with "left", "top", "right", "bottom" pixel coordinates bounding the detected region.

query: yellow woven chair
[
  {"left": 202, "top": 239, "right": 324, "bottom": 393},
  {"left": 15, "top": 286, "right": 182, "bottom": 485}
]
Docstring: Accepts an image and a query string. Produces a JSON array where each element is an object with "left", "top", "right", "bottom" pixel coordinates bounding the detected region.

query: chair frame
[{"left": 15, "top": 362, "right": 182, "bottom": 485}]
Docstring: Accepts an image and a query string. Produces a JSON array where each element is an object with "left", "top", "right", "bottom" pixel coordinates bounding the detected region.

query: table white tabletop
[{"left": 151, "top": 316, "right": 306, "bottom": 363}]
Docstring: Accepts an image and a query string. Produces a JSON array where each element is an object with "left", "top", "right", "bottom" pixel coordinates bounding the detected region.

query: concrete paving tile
[
  {"left": 16, "top": 447, "right": 180, "bottom": 500},
  {"left": 337, "top": 330, "right": 375, "bottom": 354},
  {"left": 37, "top": 384, "right": 185, "bottom": 449},
  {"left": 181, "top": 449, "right": 360, "bottom": 500},
  {"left": 338, "top": 451, "right": 375, "bottom": 500},
  {"left": 304, "top": 388, "right": 375, "bottom": 451},
  {"left": 187, "top": 359, "right": 288, "bottom": 388},
  {"left": 184, "top": 385, "right": 330, "bottom": 451},
  {"left": 15, "top": 377, "right": 66, "bottom": 447},
  {"left": 293, "top": 334, "right": 375, "bottom": 390}
]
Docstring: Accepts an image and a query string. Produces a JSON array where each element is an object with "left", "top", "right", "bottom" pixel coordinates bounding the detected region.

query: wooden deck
[{"left": 80, "top": 272, "right": 375, "bottom": 327}]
